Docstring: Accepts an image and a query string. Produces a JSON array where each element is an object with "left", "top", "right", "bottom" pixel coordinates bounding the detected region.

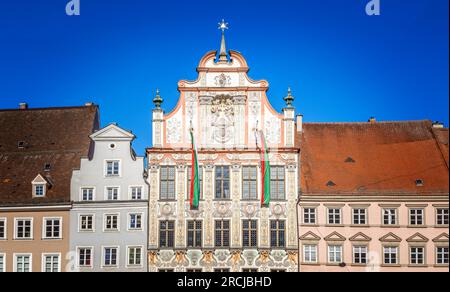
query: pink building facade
[{"left": 297, "top": 120, "right": 449, "bottom": 272}]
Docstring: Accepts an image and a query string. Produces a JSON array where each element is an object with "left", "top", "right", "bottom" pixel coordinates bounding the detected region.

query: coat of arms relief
[{"left": 211, "top": 95, "right": 235, "bottom": 144}]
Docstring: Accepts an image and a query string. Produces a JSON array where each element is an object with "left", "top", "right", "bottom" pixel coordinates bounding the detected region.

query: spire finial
[
  {"left": 284, "top": 87, "right": 295, "bottom": 108},
  {"left": 153, "top": 88, "right": 163, "bottom": 109},
  {"left": 218, "top": 19, "right": 229, "bottom": 63}
]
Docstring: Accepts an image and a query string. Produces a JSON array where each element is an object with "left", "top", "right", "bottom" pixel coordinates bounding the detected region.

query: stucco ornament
[
  {"left": 148, "top": 251, "right": 159, "bottom": 266},
  {"left": 211, "top": 95, "right": 235, "bottom": 144},
  {"left": 175, "top": 251, "right": 189, "bottom": 267},
  {"left": 200, "top": 251, "right": 217, "bottom": 267},
  {"left": 167, "top": 118, "right": 182, "bottom": 144},
  {"left": 213, "top": 202, "right": 232, "bottom": 217},
  {"left": 241, "top": 203, "right": 260, "bottom": 218},
  {"left": 161, "top": 203, "right": 174, "bottom": 217},
  {"left": 215, "top": 73, "right": 231, "bottom": 87},
  {"left": 271, "top": 204, "right": 285, "bottom": 217},
  {"left": 265, "top": 116, "right": 281, "bottom": 144}
]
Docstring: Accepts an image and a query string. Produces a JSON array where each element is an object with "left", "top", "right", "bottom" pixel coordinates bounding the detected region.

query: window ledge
[
  {"left": 381, "top": 225, "right": 400, "bottom": 228},
  {"left": 351, "top": 264, "right": 368, "bottom": 267},
  {"left": 350, "top": 225, "right": 370, "bottom": 228},
  {"left": 381, "top": 264, "right": 401, "bottom": 267},
  {"left": 407, "top": 225, "right": 427, "bottom": 228},
  {"left": 325, "top": 224, "right": 344, "bottom": 227},
  {"left": 408, "top": 264, "right": 428, "bottom": 268},
  {"left": 301, "top": 262, "right": 320, "bottom": 266},
  {"left": 435, "top": 225, "right": 449, "bottom": 228},
  {"left": 434, "top": 264, "right": 449, "bottom": 268}
]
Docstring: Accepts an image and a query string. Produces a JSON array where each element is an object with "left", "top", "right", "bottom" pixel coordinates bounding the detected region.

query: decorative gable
[
  {"left": 433, "top": 233, "right": 449, "bottom": 243},
  {"left": 90, "top": 123, "right": 135, "bottom": 141},
  {"left": 32, "top": 174, "right": 48, "bottom": 185},
  {"left": 299, "top": 231, "right": 321, "bottom": 241},
  {"left": 324, "top": 231, "right": 346, "bottom": 242},
  {"left": 406, "top": 233, "right": 429, "bottom": 243},
  {"left": 349, "top": 232, "right": 372, "bottom": 242},
  {"left": 31, "top": 174, "right": 49, "bottom": 197},
  {"left": 379, "top": 232, "right": 402, "bottom": 243}
]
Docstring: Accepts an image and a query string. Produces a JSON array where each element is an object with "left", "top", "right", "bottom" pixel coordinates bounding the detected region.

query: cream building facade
[{"left": 147, "top": 24, "right": 299, "bottom": 272}]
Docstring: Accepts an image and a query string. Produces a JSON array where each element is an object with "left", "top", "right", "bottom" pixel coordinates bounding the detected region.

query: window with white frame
[
  {"left": 409, "top": 209, "right": 424, "bottom": 226},
  {"left": 270, "top": 166, "right": 285, "bottom": 200},
  {"left": 106, "top": 160, "right": 120, "bottom": 176},
  {"left": 33, "top": 184, "right": 46, "bottom": 197},
  {"left": 328, "top": 245, "right": 343, "bottom": 264},
  {"left": 103, "top": 247, "right": 118, "bottom": 267},
  {"left": 242, "top": 166, "right": 257, "bottom": 200},
  {"left": 0, "top": 254, "right": 4, "bottom": 272},
  {"left": 410, "top": 247, "right": 425, "bottom": 265},
  {"left": 436, "top": 208, "right": 449, "bottom": 226},
  {"left": 79, "top": 215, "right": 93, "bottom": 231},
  {"left": 352, "top": 208, "right": 367, "bottom": 225},
  {"left": 15, "top": 219, "right": 32, "bottom": 239},
  {"left": 0, "top": 219, "right": 6, "bottom": 239},
  {"left": 242, "top": 219, "right": 257, "bottom": 248},
  {"left": 129, "top": 214, "right": 142, "bottom": 230},
  {"left": 44, "top": 218, "right": 61, "bottom": 239},
  {"left": 130, "top": 187, "right": 143, "bottom": 200},
  {"left": 106, "top": 187, "right": 119, "bottom": 201},
  {"left": 78, "top": 248, "right": 92, "bottom": 267},
  {"left": 187, "top": 220, "right": 202, "bottom": 248},
  {"left": 215, "top": 220, "right": 230, "bottom": 248},
  {"left": 159, "top": 221, "right": 175, "bottom": 248},
  {"left": 383, "top": 246, "right": 398, "bottom": 265},
  {"left": 353, "top": 246, "right": 368, "bottom": 264},
  {"left": 105, "top": 215, "right": 119, "bottom": 231},
  {"left": 436, "top": 247, "right": 449, "bottom": 265},
  {"left": 215, "top": 166, "right": 230, "bottom": 200},
  {"left": 303, "top": 245, "right": 317, "bottom": 263},
  {"left": 303, "top": 208, "right": 316, "bottom": 225},
  {"left": 128, "top": 247, "right": 142, "bottom": 266},
  {"left": 81, "top": 188, "right": 94, "bottom": 201},
  {"left": 43, "top": 254, "right": 60, "bottom": 272},
  {"left": 383, "top": 209, "right": 397, "bottom": 225},
  {"left": 160, "top": 166, "right": 176, "bottom": 200},
  {"left": 15, "top": 255, "right": 31, "bottom": 272},
  {"left": 328, "top": 208, "right": 341, "bottom": 225},
  {"left": 270, "top": 220, "right": 285, "bottom": 248}
]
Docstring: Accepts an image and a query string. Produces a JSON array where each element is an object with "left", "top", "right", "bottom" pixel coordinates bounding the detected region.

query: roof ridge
[
  {"left": 303, "top": 120, "right": 432, "bottom": 126},
  {"left": 0, "top": 105, "right": 98, "bottom": 112}
]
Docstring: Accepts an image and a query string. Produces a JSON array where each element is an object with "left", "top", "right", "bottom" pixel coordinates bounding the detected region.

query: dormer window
[
  {"left": 34, "top": 184, "right": 46, "bottom": 197},
  {"left": 44, "top": 163, "right": 52, "bottom": 171},
  {"left": 18, "top": 141, "right": 26, "bottom": 149},
  {"left": 106, "top": 160, "right": 120, "bottom": 177},
  {"left": 32, "top": 174, "right": 48, "bottom": 198}
]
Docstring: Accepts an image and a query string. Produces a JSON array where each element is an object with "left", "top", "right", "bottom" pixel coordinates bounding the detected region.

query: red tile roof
[
  {"left": 0, "top": 106, "right": 99, "bottom": 206},
  {"left": 297, "top": 120, "right": 449, "bottom": 196}
]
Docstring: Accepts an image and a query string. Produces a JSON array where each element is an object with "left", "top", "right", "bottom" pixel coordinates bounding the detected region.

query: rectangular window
[
  {"left": 270, "top": 220, "right": 285, "bottom": 248},
  {"left": 353, "top": 209, "right": 367, "bottom": 225},
  {"left": 80, "top": 215, "right": 93, "bottom": 231},
  {"left": 81, "top": 188, "right": 94, "bottom": 201},
  {"left": 159, "top": 221, "right": 175, "bottom": 248},
  {"left": 353, "top": 246, "right": 368, "bottom": 264},
  {"left": 215, "top": 220, "right": 230, "bottom": 248},
  {"left": 0, "top": 219, "right": 5, "bottom": 239},
  {"left": 242, "top": 166, "right": 257, "bottom": 200},
  {"left": 159, "top": 269, "right": 174, "bottom": 272},
  {"left": 436, "top": 247, "right": 449, "bottom": 265},
  {"left": 270, "top": 166, "right": 285, "bottom": 200},
  {"left": 187, "top": 166, "right": 203, "bottom": 200},
  {"left": 15, "top": 219, "right": 32, "bottom": 239},
  {"left": 160, "top": 167, "right": 176, "bottom": 200},
  {"left": 215, "top": 166, "right": 230, "bottom": 200},
  {"left": 242, "top": 269, "right": 258, "bottom": 272},
  {"left": 214, "top": 268, "right": 230, "bottom": 272},
  {"left": 105, "top": 215, "right": 119, "bottom": 231},
  {"left": 0, "top": 254, "right": 5, "bottom": 272},
  {"left": 44, "top": 218, "right": 61, "bottom": 239},
  {"left": 106, "top": 187, "right": 119, "bottom": 201},
  {"left": 410, "top": 209, "right": 424, "bottom": 226},
  {"left": 15, "top": 255, "right": 31, "bottom": 272},
  {"left": 303, "top": 245, "right": 317, "bottom": 263},
  {"left": 383, "top": 209, "right": 397, "bottom": 225},
  {"left": 242, "top": 220, "right": 258, "bottom": 248},
  {"left": 328, "top": 245, "right": 343, "bottom": 264},
  {"left": 106, "top": 160, "right": 120, "bottom": 176},
  {"left": 303, "top": 208, "right": 316, "bottom": 225},
  {"left": 34, "top": 184, "right": 45, "bottom": 197},
  {"left": 410, "top": 247, "right": 425, "bottom": 265},
  {"left": 129, "top": 214, "right": 142, "bottom": 230},
  {"left": 128, "top": 247, "right": 142, "bottom": 266},
  {"left": 43, "top": 254, "right": 60, "bottom": 272},
  {"left": 187, "top": 221, "right": 202, "bottom": 248},
  {"left": 328, "top": 208, "right": 341, "bottom": 225},
  {"left": 384, "top": 247, "right": 398, "bottom": 265},
  {"left": 187, "top": 269, "right": 203, "bottom": 272},
  {"left": 436, "top": 208, "right": 449, "bottom": 226},
  {"left": 104, "top": 247, "right": 118, "bottom": 267},
  {"left": 130, "top": 187, "right": 143, "bottom": 200},
  {"left": 78, "top": 248, "right": 93, "bottom": 267}
]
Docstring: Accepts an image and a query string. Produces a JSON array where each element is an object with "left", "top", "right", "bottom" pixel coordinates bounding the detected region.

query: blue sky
[{"left": 0, "top": 0, "right": 448, "bottom": 155}]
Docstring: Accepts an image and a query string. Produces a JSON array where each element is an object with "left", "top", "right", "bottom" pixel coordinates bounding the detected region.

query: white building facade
[
  {"left": 70, "top": 124, "right": 149, "bottom": 272},
  {"left": 147, "top": 27, "right": 300, "bottom": 272}
]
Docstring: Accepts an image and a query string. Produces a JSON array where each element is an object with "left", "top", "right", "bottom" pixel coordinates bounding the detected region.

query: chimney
[
  {"left": 19, "top": 103, "right": 28, "bottom": 110},
  {"left": 85, "top": 102, "right": 94, "bottom": 107},
  {"left": 368, "top": 117, "right": 376, "bottom": 123},
  {"left": 432, "top": 121, "right": 444, "bottom": 129},
  {"left": 297, "top": 115, "right": 304, "bottom": 132}
]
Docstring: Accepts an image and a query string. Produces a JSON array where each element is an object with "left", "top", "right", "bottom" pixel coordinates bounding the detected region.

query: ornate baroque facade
[{"left": 147, "top": 27, "right": 299, "bottom": 272}]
